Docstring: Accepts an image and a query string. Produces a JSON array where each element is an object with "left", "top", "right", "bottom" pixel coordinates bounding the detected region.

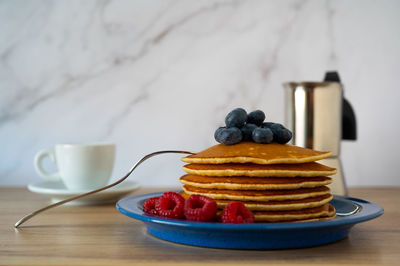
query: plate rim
[{"left": 116, "top": 191, "right": 384, "bottom": 230}]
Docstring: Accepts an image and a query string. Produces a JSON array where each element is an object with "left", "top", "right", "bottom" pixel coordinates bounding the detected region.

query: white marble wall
[{"left": 1, "top": 0, "right": 400, "bottom": 188}]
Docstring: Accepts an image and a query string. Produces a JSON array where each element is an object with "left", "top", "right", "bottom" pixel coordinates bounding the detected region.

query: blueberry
[
  {"left": 240, "top": 123, "right": 257, "bottom": 141},
  {"left": 214, "top": 127, "right": 225, "bottom": 140},
  {"left": 215, "top": 127, "right": 242, "bottom": 145},
  {"left": 247, "top": 110, "right": 265, "bottom": 126},
  {"left": 252, "top": 127, "right": 273, "bottom": 144},
  {"left": 225, "top": 108, "right": 247, "bottom": 128},
  {"left": 270, "top": 123, "right": 292, "bottom": 144},
  {"left": 262, "top": 122, "right": 275, "bottom": 129}
]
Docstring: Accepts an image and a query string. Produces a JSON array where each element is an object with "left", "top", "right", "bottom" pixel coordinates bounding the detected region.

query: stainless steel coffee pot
[{"left": 283, "top": 72, "right": 356, "bottom": 196}]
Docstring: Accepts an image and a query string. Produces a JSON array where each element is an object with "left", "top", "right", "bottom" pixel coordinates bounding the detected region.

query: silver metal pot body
[
  {"left": 283, "top": 81, "right": 346, "bottom": 195},
  {"left": 283, "top": 81, "right": 342, "bottom": 156}
]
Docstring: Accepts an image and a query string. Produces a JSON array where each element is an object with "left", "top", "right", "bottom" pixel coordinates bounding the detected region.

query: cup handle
[{"left": 34, "top": 149, "right": 60, "bottom": 181}]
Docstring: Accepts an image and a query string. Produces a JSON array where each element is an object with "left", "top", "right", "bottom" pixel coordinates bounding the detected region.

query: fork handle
[{"left": 15, "top": 150, "right": 194, "bottom": 228}]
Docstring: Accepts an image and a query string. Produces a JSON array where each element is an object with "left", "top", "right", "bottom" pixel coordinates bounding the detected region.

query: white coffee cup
[{"left": 34, "top": 143, "right": 116, "bottom": 190}]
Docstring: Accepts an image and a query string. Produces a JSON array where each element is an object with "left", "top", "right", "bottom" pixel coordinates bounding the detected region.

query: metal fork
[{"left": 14, "top": 150, "right": 194, "bottom": 228}]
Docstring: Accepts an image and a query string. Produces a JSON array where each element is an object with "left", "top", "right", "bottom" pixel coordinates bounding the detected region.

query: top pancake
[{"left": 182, "top": 142, "right": 331, "bottom": 165}]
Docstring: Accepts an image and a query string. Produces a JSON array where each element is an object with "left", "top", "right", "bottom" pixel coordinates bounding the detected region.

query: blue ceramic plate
[{"left": 116, "top": 192, "right": 383, "bottom": 249}]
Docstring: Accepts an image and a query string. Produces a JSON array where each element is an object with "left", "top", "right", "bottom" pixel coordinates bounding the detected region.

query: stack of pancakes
[{"left": 180, "top": 142, "right": 337, "bottom": 222}]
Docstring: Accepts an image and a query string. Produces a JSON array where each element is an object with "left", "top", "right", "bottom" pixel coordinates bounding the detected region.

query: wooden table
[{"left": 0, "top": 187, "right": 398, "bottom": 265}]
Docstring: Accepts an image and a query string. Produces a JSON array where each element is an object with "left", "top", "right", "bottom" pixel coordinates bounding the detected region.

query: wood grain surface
[{"left": 0, "top": 187, "right": 398, "bottom": 265}]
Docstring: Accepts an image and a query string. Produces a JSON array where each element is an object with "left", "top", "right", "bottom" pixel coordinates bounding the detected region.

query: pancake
[
  {"left": 179, "top": 174, "right": 332, "bottom": 190},
  {"left": 182, "top": 185, "right": 331, "bottom": 201},
  {"left": 252, "top": 204, "right": 336, "bottom": 222},
  {"left": 214, "top": 204, "right": 336, "bottom": 222},
  {"left": 182, "top": 162, "right": 336, "bottom": 177},
  {"left": 215, "top": 194, "right": 333, "bottom": 211},
  {"left": 181, "top": 191, "right": 333, "bottom": 211},
  {"left": 285, "top": 216, "right": 336, "bottom": 223},
  {"left": 182, "top": 142, "right": 331, "bottom": 165}
]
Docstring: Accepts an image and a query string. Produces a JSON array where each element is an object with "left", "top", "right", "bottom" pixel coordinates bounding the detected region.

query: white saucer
[{"left": 28, "top": 180, "right": 140, "bottom": 205}]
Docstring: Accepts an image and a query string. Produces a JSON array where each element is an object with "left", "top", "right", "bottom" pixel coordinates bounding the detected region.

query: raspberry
[
  {"left": 184, "top": 194, "right": 217, "bottom": 222},
  {"left": 143, "top": 197, "right": 159, "bottom": 215},
  {"left": 155, "top": 192, "right": 185, "bottom": 219},
  {"left": 221, "top": 202, "right": 255, "bottom": 223}
]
